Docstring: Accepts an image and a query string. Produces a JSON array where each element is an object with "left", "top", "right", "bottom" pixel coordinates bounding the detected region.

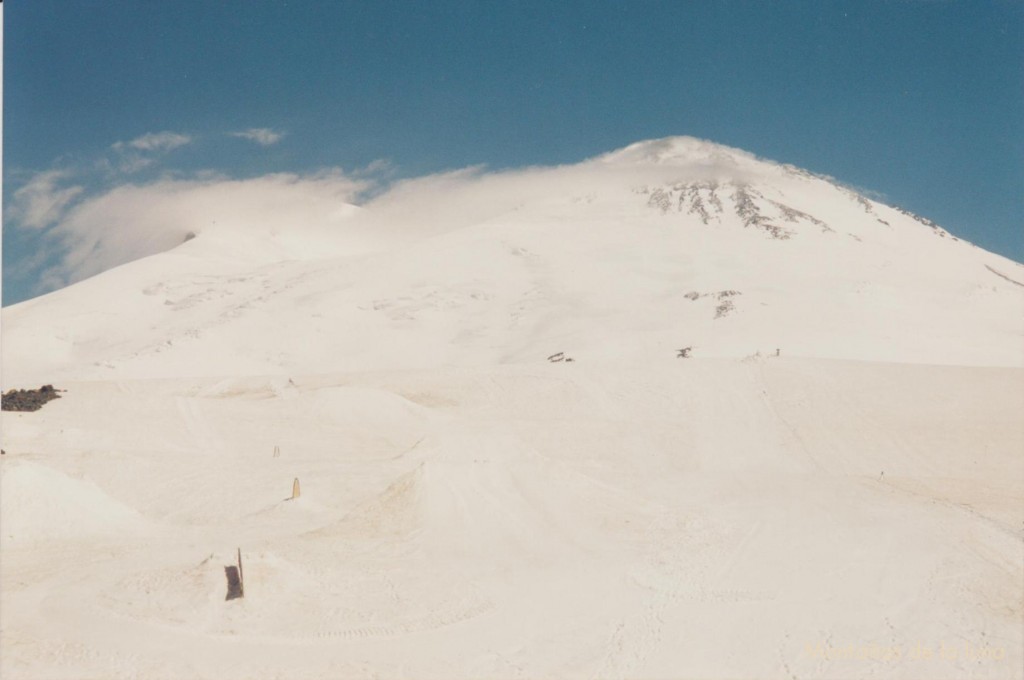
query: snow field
[{"left": 2, "top": 359, "right": 1021, "bottom": 679}]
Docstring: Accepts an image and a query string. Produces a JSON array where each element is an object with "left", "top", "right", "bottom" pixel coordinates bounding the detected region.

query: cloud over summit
[
  {"left": 28, "top": 171, "right": 368, "bottom": 295},
  {"left": 9, "top": 170, "right": 84, "bottom": 230}
]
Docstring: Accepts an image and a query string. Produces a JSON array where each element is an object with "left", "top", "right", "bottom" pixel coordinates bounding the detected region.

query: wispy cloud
[
  {"left": 112, "top": 155, "right": 157, "bottom": 174},
  {"left": 112, "top": 131, "right": 193, "bottom": 153},
  {"left": 354, "top": 158, "right": 393, "bottom": 176},
  {"left": 104, "top": 130, "right": 194, "bottom": 175},
  {"left": 9, "top": 170, "right": 85, "bottom": 230},
  {"left": 230, "top": 128, "right": 285, "bottom": 146},
  {"left": 32, "top": 172, "right": 368, "bottom": 293}
]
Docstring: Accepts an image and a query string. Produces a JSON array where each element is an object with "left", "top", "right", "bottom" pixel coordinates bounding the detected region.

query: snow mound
[
  {"left": 0, "top": 461, "right": 150, "bottom": 544},
  {"left": 309, "top": 464, "right": 426, "bottom": 539}
]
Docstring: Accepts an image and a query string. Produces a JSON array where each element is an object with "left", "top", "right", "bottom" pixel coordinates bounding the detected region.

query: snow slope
[
  {"left": 2, "top": 137, "right": 1022, "bottom": 679},
  {"left": 3, "top": 136, "right": 1023, "bottom": 386},
  {"left": 2, "top": 363, "right": 1021, "bottom": 679}
]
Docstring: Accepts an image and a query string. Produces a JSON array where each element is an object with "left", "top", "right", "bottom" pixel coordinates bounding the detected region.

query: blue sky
[{"left": 3, "top": 0, "right": 1022, "bottom": 305}]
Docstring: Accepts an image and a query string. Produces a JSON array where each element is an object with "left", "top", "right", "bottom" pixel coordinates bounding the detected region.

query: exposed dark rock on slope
[{"left": 2, "top": 385, "right": 62, "bottom": 412}]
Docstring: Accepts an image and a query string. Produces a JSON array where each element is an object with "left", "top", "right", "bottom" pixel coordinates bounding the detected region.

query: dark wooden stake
[{"left": 225, "top": 548, "right": 245, "bottom": 600}]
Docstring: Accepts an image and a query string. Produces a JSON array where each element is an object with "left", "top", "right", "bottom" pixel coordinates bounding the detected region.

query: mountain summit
[
  {"left": 4, "top": 138, "right": 1022, "bottom": 385},
  {"left": 597, "top": 135, "right": 759, "bottom": 167}
]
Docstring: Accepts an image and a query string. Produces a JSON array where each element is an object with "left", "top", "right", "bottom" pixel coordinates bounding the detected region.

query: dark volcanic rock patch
[{"left": 2, "top": 385, "right": 63, "bottom": 412}]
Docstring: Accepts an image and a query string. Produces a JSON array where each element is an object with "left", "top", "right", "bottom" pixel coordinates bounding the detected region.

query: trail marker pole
[{"left": 237, "top": 548, "right": 245, "bottom": 598}]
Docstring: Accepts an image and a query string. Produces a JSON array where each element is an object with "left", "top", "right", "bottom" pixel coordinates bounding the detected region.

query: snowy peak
[
  {"left": 593, "top": 137, "right": 969, "bottom": 245},
  {"left": 597, "top": 136, "right": 759, "bottom": 169}
]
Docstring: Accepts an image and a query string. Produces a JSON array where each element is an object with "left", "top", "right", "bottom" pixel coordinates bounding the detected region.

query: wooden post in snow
[
  {"left": 237, "top": 548, "right": 245, "bottom": 598},
  {"left": 291, "top": 477, "right": 301, "bottom": 500},
  {"left": 225, "top": 548, "right": 244, "bottom": 601}
]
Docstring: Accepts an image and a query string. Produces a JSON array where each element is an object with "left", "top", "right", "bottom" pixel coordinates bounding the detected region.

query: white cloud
[
  {"left": 34, "top": 172, "right": 368, "bottom": 292},
  {"left": 112, "top": 131, "right": 193, "bottom": 153},
  {"left": 230, "top": 128, "right": 284, "bottom": 146},
  {"left": 104, "top": 131, "right": 194, "bottom": 175},
  {"left": 9, "top": 170, "right": 85, "bottom": 230},
  {"left": 115, "top": 155, "right": 157, "bottom": 174},
  {"left": 356, "top": 160, "right": 666, "bottom": 236}
]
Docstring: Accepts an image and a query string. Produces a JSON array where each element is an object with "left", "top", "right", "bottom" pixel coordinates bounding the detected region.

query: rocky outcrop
[{"left": 2, "top": 385, "right": 63, "bottom": 412}]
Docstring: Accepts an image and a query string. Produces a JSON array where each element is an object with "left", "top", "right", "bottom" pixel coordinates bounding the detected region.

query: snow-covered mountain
[
  {"left": 2, "top": 139, "right": 1022, "bottom": 680},
  {"left": 4, "top": 136, "right": 1022, "bottom": 385}
]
